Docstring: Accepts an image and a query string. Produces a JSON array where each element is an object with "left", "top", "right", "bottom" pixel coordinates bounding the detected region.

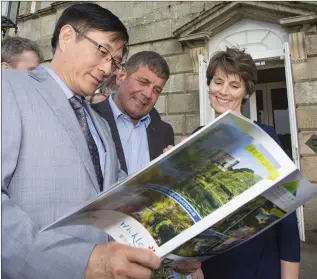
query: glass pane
[
  {"left": 270, "top": 88, "right": 293, "bottom": 159},
  {"left": 40, "top": 2, "right": 53, "bottom": 9},
  {"left": 242, "top": 98, "right": 250, "bottom": 118},
  {"left": 8, "top": 1, "right": 19, "bottom": 24},
  {"left": 256, "top": 90, "right": 265, "bottom": 124},
  {"left": 2, "top": 1, "right": 9, "bottom": 16},
  {"left": 242, "top": 90, "right": 265, "bottom": 122}
]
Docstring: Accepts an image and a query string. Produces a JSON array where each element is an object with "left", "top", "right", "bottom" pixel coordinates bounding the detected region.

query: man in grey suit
[{"left": 2, "top": 3, "right": 161, "bottom": 279}]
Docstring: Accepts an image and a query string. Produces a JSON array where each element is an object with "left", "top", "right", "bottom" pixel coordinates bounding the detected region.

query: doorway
[{"left": 243, "top": 64, "right": 293, "bottom": 160}]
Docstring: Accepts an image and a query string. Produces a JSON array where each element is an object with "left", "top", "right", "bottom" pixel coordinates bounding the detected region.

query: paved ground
[{"left": 300, "top": 242, "right": 317, "bottom": 279}]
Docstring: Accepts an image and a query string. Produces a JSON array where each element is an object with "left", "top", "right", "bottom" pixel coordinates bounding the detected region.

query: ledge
[
  {"left": 178, "top": 32, "right": 211, "bottom": 43},
  {"left": 18, "top": 1, "right": 71, "bottom": 21},
  {"left": 279, "top": 14, "right": 317, "bottom": 27}
]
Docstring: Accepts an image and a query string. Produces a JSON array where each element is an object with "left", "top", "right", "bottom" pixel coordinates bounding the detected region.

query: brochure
[{"left": 42, "top": 111, "right": 317, "bottom": 270}]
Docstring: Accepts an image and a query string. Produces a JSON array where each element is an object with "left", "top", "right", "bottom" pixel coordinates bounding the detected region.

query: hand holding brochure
[{"left": 42, "top": 111, "right": 317, "bottom": 267}]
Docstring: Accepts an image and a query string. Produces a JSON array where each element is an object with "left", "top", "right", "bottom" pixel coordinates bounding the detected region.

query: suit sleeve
[{"left": 2, "top": 78, "right": 95, "bottom": 279}]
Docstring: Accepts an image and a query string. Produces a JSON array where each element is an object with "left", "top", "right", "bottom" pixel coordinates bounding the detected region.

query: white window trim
[{"left": 30, "top": 1, "right": 37, "bottom": 13}]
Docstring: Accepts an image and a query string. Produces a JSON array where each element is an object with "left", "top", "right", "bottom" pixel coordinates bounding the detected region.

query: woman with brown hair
[{"left": 198, "top": 47, "right": 300, "bottom": 279}]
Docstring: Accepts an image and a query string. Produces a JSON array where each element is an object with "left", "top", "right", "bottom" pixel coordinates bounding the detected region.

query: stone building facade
[{"left": 10, "top": 1, "right": 317, "bottom": 242}]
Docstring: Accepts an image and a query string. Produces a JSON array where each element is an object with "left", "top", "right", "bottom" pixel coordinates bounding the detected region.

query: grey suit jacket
[{"left": 1, "top": 67, "right": 126, "bottom": 279}]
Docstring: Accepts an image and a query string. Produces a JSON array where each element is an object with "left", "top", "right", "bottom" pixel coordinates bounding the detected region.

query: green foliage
[
  {"left": 136, "top": 192, "right": 194, "bottom": 246},
  {"left": 176, "top": 165, "right": 262, "bottom": 218},
  {"left": 168, "top": 143, "right": 206, "bottom": 172},
  {"left": 212, "top": 196, "right": 266, "bottom": 233},
  {"left": 225, "top": 200, "right": 286, "bottom": 238},
  {"left": 124, "top": 140, "right": 263, "bottom": 258},
  {"left": 152, "top": 266, "right": 183, "bottom": 279},
  {"left": 131, "top": 151, "right": 262, "bottom": 249},
  {"left": 174, "top": 234, "right": 221, "bottom": 257}
]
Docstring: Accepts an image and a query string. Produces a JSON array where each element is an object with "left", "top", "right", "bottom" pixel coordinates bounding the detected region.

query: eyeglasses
[{"left": 73, "top": 27, "right": 127, "bottom": 72}]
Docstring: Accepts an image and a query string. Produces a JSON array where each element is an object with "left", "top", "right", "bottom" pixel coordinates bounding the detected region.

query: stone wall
[
  {"left": 292, "top": 27, "right": 317, "bottom": 243},
  {"left": 12, "top": 1, "right": 219, "bottom": 142}
]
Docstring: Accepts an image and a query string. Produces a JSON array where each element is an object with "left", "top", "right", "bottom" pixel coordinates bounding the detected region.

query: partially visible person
[
  {"left": 91, "top": 51, "right": 201, "bottom": 278},
  {"left": 101, "top": 71, "right": 118, "bottom": 96},
  {"left": 1, "top": 36, "right": 43, "bottom": 70},
  {"left": 90, "top": 72, "right": 118, "bottom": 104},
  {"left": 198, "top": 47, "right": 300, "bottom": 279}
]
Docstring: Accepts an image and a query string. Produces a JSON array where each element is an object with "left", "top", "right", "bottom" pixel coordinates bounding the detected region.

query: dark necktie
[{"left": 69, "top": 96, "right": 104, "bottom": 191}]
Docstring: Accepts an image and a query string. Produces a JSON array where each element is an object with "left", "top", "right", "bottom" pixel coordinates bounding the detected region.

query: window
[{"left": 30, "top": 1, "right": 53, "bottom": 13}]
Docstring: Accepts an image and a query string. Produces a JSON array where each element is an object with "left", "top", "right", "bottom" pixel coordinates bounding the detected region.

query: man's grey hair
[{"left": 1, "top": 36, "right": 44, "bottom": 65}]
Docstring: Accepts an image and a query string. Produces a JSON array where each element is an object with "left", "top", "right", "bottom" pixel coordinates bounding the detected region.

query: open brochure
[{"left": 42, "top": 111, "right": 317, "bottom": 269}]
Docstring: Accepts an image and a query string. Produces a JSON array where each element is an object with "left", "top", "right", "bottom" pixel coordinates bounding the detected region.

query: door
[
  {"left": 284, "top": 42, "right": 305, "bottom": 241},
  {"left": 253, "top": 82, "right": 293, "bottom": 160},
  {"left": 199, "top": 55, "right": 215, "bottom": 125}
]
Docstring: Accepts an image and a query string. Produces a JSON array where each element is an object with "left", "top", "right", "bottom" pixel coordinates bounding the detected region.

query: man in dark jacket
[{"left": 91, "top": 51, "right": 174, "bottom": 175}]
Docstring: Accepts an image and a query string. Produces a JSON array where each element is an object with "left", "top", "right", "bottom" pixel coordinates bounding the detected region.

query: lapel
[
  {"left": 147, "top": 124, "right": 158, "bottom": 161},
  {"left": 147, "top": 110, "right": 161, "bottom": 160},
  {"left": 28, "top": 67, "right": 100, "bottom": 193},
  {"left": 96, "top": 99, "right": 128, "bottom": 174}
]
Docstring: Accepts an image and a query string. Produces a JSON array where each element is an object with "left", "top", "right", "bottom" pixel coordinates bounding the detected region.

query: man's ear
[
  {"left": 116, "top": 69, "right": 127, "bottom": 86},
  {"left": 1, "top": 62, "right": 12, "bottom": 69},
  {"left": 58, "top": 24, "right": 75, "bottom": 52}
]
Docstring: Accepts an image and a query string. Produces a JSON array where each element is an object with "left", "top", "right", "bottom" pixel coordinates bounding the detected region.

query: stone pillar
[
  {"left": 189, "top": 46, "right": 208, "bottom": 73},
  {"left": 290, "top": 27, "right": 317, "bottom": 243},
  {"left": 289, "top": 31, "right": 307, "bottom": 63}
]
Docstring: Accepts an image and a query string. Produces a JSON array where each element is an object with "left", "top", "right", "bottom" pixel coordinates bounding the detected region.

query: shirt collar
[
  {"left": 42, "top": 65, "right": 77, "bottom": 100},
  {"left": 109, "top": 94, "right": 151, "bottom": 127}
]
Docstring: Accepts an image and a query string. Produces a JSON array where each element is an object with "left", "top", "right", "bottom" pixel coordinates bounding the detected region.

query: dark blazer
[{"left": 91, "top": 98, "right": 175, "bottom": 174}]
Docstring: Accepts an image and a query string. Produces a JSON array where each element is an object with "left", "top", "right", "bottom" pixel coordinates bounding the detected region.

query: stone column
[
  {"left": 189, "top": 46, "right": 208, "bottom": 73},
  {"left": 290, "top": 27, "right": 317, "bottom": 243}
]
